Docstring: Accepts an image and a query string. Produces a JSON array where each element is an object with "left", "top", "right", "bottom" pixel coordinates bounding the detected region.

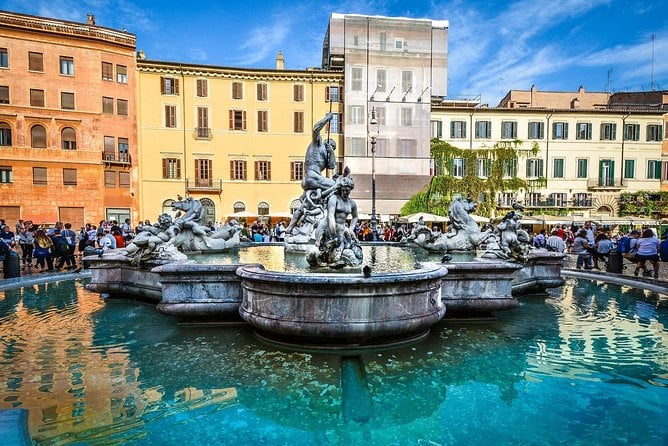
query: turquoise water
[{"left": 0, "top": 278, "right": 666, "bottom": 445}]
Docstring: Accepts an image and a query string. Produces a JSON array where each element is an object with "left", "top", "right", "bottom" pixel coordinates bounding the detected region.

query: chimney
[
  {"left": 276, "top": 51, "right": 284, "bottom": 70},
  {"left": 87, "top": 14, "right": 95, "bottom": 25}
]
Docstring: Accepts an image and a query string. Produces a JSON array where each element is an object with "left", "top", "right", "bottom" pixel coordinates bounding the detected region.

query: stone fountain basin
[{"left": 237, "top": 263, "right": 448, "bottom": 348}]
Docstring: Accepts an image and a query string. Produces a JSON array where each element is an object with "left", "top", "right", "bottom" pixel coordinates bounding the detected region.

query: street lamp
[{"left": 369, "top": 107, "right": 379, "bottom": 241}]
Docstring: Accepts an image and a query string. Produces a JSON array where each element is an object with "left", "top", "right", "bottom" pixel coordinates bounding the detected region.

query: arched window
[
  {"left": 162, "top": 199, "right": 175, "bottom": 216},
  {"left": 61, "top": 127, "right": 76, "bottom": 150},
  {"left": 258, "top": 202, "right": 269, "bottom": 216},
  {"left": 233, "top": 201, "right": 245, "bottom": 213},
  {"left": 200, "top": 198, "right": 215, "bottom": 225},
  {"left": 0, "top": 122, "right": 11, "bottom": 146},
  {"left": 31, "top": 124, "right": 47, "bottom": 148},
  {"left": 289, "top": 199, "right": 301, "bottom": 213}
]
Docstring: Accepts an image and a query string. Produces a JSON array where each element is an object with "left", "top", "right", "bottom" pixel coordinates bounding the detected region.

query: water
[{"left": 0, "top": 278, "right": 666, "bottom": 445}]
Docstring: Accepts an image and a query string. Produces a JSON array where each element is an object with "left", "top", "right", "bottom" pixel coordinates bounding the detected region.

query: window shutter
[
  {"left": 102, "top": 62, "right": 113, "bottom": 80},
  {"left": 173, "top": 79, "right": 179, "bottom": 94},
  {"left": 105, "top": 170, "right": 116, "bottom": 187},
  {"left": 242, "top": 111, "right": 247, "bottom": 130},
  {"left": 63, "top": 168, "right": 77, "bottom": 185},
  {"left": 267, "top": 162, "right": 271, "bottom": 181},
  {"left": 176, "top": 159, "right": 181, "bottom": 178},
  {"left": 160, "top": 77, "right": 165, "bottom": 94},
  {"left": 33, "top": 167, "right": 47, "bottom": 184},
  {"left": 229, "top": 110, "right": 234, "bottom": 129},
  {"left": 0, "top": 86, "right": 8, "bottom": 103},
  {"left": 163, "top": 159, "right": 168, "bottom": 178},
  {"left": 29, "top": 52, "right": 43, "bottom": 71},
  {"left": 254, "top": 161, "right": 259, "bottom": 180},
  {"left": 119, "top": 172, "right": 130, "bottom": 188},
  {"left": 61, "top": 92, "right": 75, "bottom": 110},
  {"left": 30, "top": 89, "right": 45, "bottom": 107},
  {"left": 31, "top": 125, "right": 46, "bottom": 148},
  {"left": 325, "top": 86, "right": 330, "bottom": 102}
]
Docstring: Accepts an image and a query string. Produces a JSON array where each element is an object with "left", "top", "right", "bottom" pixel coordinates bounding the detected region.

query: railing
[
  {"left": 571, "top": 197, "right": 594, "bottom": 208},
  {"left": 587, "top": 178, "right": 627, "bottom": 189},
  {"left": 103, "top": 152, "right": 131, "bottom": 165},
  {"left": 185, "top": 178, "right": 222, "bottom": 192},
  {"left": 194, "top": 127, "right": 213, "bottom": 140}
]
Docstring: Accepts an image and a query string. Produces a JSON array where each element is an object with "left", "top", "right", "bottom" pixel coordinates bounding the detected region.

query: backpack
[
  {"left": 660, "top": 239, "right": 668, "bottom": 262},
  {"left": 616, "top": 236, "right": 631, "bottom": 253}
]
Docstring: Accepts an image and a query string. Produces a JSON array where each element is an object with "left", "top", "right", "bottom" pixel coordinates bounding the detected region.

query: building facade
[
  {"left": 321, "top": 13, "right": 448, "bottom": 218},
  {"left": 136, "top": 57, "right": 343, "bottom": 223},
  {"left": 0, "top": 11, "right": 138, "bottom": 229}
]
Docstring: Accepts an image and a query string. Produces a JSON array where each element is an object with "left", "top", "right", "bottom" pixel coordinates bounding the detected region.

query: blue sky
[{"left": 4, "top": 0, "right": 667, "bottom": 106}]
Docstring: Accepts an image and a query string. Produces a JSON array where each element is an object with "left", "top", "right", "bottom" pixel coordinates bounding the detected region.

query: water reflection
[{"left": 0, "top": 278, "right": 666, "bottom": 445}]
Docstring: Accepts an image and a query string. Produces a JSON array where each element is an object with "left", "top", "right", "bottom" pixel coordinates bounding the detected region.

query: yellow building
[{"left": 136, "top": 55, "right": 343, "bottom": 224}]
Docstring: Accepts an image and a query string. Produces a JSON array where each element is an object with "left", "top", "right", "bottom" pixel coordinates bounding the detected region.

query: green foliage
[{"left": 619, "top": 191, "right": 668, "bottom": 217}]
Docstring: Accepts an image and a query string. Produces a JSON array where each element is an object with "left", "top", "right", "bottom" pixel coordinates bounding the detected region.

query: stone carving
[
  {"left": 482, "top": 209, "right": 532, "bottom": 263},
  {"left": 307, "top": 168, "right": 363, "bottom": 268},
  {"left": 408, "top": 197, "right": 492, "bottom": 252},
  {"left": 121, "top": 197, "right": 241, "bottom": 264},
  {"left": 285, "top": 113, "right": 338, "bottom": 245}
]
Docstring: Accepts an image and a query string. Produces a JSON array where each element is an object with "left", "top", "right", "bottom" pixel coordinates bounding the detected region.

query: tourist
[
  {"left": 18, "top": 221, "right": 35, "bottom": 268},
  {"left": 633, "top": 228, "right": 660, "bottom": 278},
  {"left": 532, "top": 229, "right": 547, "bottom": 248},
  {"left": 659, "top": 230, "right": 668, "bottom": 262},
  {"left": 593, "top": 233, "right": 614, "bottom": 269},
  {"left": 546, "top": 229, "right": 565, "bottom": 253},
  {"left": 572, "top": 229, "right": 593, "bottom": 269},
  {"left": 98, "top": 230, "right": 117, "bottom": 251},
  {"left": 61, "top": 223, "right": 78, "bottom": 269},
  {"left": 33, "top": 229, "right": 54, "bottom": 272}
]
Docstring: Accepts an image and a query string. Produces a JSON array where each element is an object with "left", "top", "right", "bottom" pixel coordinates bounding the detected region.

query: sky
[{"left": 4, "top": 0, "right": 667, "bottom": 106}]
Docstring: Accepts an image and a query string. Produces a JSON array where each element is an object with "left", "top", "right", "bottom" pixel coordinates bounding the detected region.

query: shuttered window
[
  {"left": 257, "top": 111, "right": 268, "bottom": 132},
  {"left": 162, "top": 158, "right": 181, "bottom": 179},
  {"left": 103, "top": 136, "right": 115, "bottom": 159},
  {"left": 196, "top": 79, "right": 208, "bottom": 97},
  {"left": 102, "top": 96, "right": 114, "bottom": 114},
  {"left": 165, "top": 105, "right": 176, "bottom": 127},
  {"left": 31, "top": 125, "right": 46, "bottom": 148},
  {"left": 63, "top": 168, "right": 77, "bottom": 186},
  {"left": 293, "top": 111, "right": 304, "bottom": 133},
  {"left": 256, "top": 83, "right": 267, "bottom": 101},
  {"left": 61, "top": 92, "right": 75, "bottom": 110},
  {"left": 29, "top": 52, "right": 43, "bottom": 72},
  {"left": 119, "top": 171, "right": 130, "bottom": 188},
  {"left": 0, "top": 123, "right": 11, "bottom": 146},
  {"left": 30, "top": 89, "right": 45, "bottom": 107},
  {"left": 160, "top": 77, "right": 179, "bottom": 95},
  {"left": 101, "top": 62, "right": 113, "bottom": 80},
  {"left": 33, "top": 167, "right": 47, "bottom": 185},
  {"left": 232, "top": 82, "right": 243, "bottom": 99},
  {"left": 104, "top": 170, "right": 116, "bottom": 187},
  {"left": 293, "top": 84, "right": 304, "bottom": 102},
  {"left": 229, "top": 110, "right": 246, "bottom": 130},
  {"left": 195, "top": 159, "right": 212, "bottom": 187},
  {"left": 230, "top": 160, "right": 247, "bottom": 180},
  {"left": 117, "top": 99, "right": 128, "bottom": 116},
  {"left": 116, "top": 65, "right": 127, "bottom": 83},
  {"left": 61, "top": 127, "right": 76, "bottom": 150},
  {"left": 255, "top": 161, "right": 271, "bottom": 181},
  {"left": 0, "top": 86, "right": 8, "bottom": 104},
  {"left": 290, "top": 161, "right": 304, "bottom": 181}
]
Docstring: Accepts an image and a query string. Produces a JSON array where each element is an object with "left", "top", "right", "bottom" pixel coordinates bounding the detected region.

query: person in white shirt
[{"left": 546, "top": 229, "right": 566, "bottom": 253}]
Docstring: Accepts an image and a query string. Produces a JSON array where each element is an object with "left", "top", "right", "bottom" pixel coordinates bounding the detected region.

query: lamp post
[{"left": 369, "top": 107, "right": 379, "bottom": 241}]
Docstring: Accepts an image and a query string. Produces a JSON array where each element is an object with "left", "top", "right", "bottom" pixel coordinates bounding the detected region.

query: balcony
[
  {"left": 571, "top": 197, "right": 594, "bottom": 208},
  {"left": 103, "top": 152, "right": 131, "bottom": 166},
  {"left": 186, "top": 177, "right": 222, "bottom": 193},
  {"left": 587, "top": 178, "right": 627, "bottom": 190},
  {"left": 194, "top": 127, "right": 213, "bottom": 140}
]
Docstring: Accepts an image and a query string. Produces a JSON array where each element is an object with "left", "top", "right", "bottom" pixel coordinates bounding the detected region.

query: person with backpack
[
  {"left": 51, "top": 228, "right": 74, "bottom": 270},
  {"left": 61, "top": 222, "right": 78, "bottom": 269},
  {"left": 659, "top": 230, "right": 668, "bottom": 263}
]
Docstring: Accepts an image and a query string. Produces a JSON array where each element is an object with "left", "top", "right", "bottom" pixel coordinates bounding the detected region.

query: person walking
[{"left": 634, "top": 228, "right": 660, "bottom": 278}]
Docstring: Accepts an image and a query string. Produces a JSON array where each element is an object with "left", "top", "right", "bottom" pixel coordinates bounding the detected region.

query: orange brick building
[{"left": 0, "top": 11, "right": 138, "bottom": 230}]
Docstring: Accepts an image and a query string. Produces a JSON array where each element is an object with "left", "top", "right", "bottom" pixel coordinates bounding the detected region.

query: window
[
  {"left": 258, "top": 202, "right": 270, "bottom": 217},
  {"left": 33, "top": 167, "right": 47, "bottom": 185},
  {"left": 257, "top": 110, "right": 268, "bottom": 132},
  {"left": 647, "top": 160, "right": 661, "bottom": 179},
  {"left": 0, "top": 166, "right": 12, "bottom": 183},
  {"left": 255, "top": 160, "right": 271, "bottom": 181},
  {"left": 477, "top": 158, "right": 491, "bottom": 178},
  {"left": 63, "top": 168, "right": 77, "bottom": 186},
  {"left": 576, "top": 158, "right": 588, "bottom": 178},
  {"left": 118, "top": 138, "right": 129, "bottom": 162},
  {"left": 624, "top": 159, "right": 635, "bottom": 179},
  {"left": 350, "top": 105, "right": 364, "bottom": 125},
  {"left": 102, "top": 97, "right": 114, "bottom": 114},
  {"left": 502, "top": 159, "right": 517, "bottom": 177},
  {"left": 0, "top": 123, "right": 11, "bottom": 146},
  {"left": 599, "top": 159, "right": 615, "bottom": 185},
  {"left": 376, "top": 70, "right": 386, "bottom": 92},
  {"left": 325, "top": 86, "right": 340, "bottom": 102},
  {"left": 196, "top": 79, "right": 208, "bottom": 97},
  {"left": 452, "top": 158, "right": 465, "bottom": 177},
  {"left": 375, "top": 107, "right": 386, "bottom": 125},
  {"left": 29, "top": 52, "right": 43, "bottom": 72},
  {"left": 329, "top": 113, "right": 341, "bottom": 133},
  {"left": 528, "top": 121, "right": 544, "bottom": 139},
  {"left": 573, "top": 192, "right": 592, "bottom": 207},
  {"left": 379, "top": 32, "right": 387, "bottom": 51},
  {"left": 196, "top": 107, "right": 209, "bottom": 138},
  {"left": 30, "top": 89, "right": 45, "bottom": 107},
  {"left": 501, "top": 121, "right": 517, "bottom": 139},
  {"left": 550, "top": 193, "right": 567, "bottom": 207},
  {"left": 401, "top": 108, "right": 413, "bottom": 127},
  {"left": 291, "top": 161, "right": 304, "bottom": 181},
  {"left": 552, "top": 122, "right": 569, "bottom": 140},
  {"left": 294, "top": 84, "right": 304, "bottom": 102},
  {"left": 165, "top": 105, "right": 177, "bottom": 128},
  {"left": 475, "top": 121, "right": 491, "bottom": 139},
  {"left": 195, "top": 159, "right": 212, "bottom": 187},
  {"left": 101, "top": 62, "right": 113, "bottom": 81},
  {"left": 117, "top": 99, "right": 128, "bottom": 116},
  {"left": 526, "top": 192, "right": 541, "bottom": 207},
  {"left": 161, "top": 77, "right": 179, "bottom": 95},
  {"left": 0, "top": 48, "right": 7, "bottom": 68},
  {"left": 600, "top": 122, "right": 616, "bottom": 140},
  {"left": 31, "top": 125, "right": 46, "bottom": 148},
  {"left": 232, "top": 82, "right": 243, "bottom": 99},
  {"left": 59, "top": 56, "right": 74, "bottom": 75},
  {"left": 353, "top": 36, "right": 359, "bottom": 46},
  {"left": 256, "top": 83, "right": 268, "bottom": 101},
  {"left": 105, "top": 170, "right": 116, "bottom": 188},
  {"left": 576, "top": 122, "right": 592, "bottom": 140},
  {"left": 526, "top": 158, "right": 544, "bottom": 178},
  {"left": 119, "top": 172, "right": 130, "bottom": 188},
  {"left": 395, "top": 38, "right": 405, "bottom": 50},
  {"left": 61, "top": 127, "right": 76, "bottom": 150},
  {"left": 293, "top": 111, "right": 304, "bottom": 133},
  {"left": 103, "top": 136, "right": 115, "bottom": 160},
  {"left": 399, "top": 139, "right": 416, "bottom": 157},
  {"left": 624, "top": 123, "right": 640, "bottom": 141},
  {"left": 450, "top": 120, "right": 466, "bottom": 138},
  {"left": 431, "top": 120, "right": 442, "bottom": 139},
  {"left": 351, "top": 68, "right": 362, "bottom": 91},
  {"left": 553, "top": 158, "right": 564, "bottom": 178},
  {"left": 61, "top": 92, "right": 75, "bottom": 110},
  {"left": 646, "top": 124, "right": 663, "bottom": 141},
  {"left": 116, "top": 65, "right": 127, "bottom": 83},
  {"left": 498, "top": 192, "right": 515, "bottom": 207},
  {"left": 663, "top": 161, "right": 668, "bottom": 182},
  {"left": 162, "top": 158, "right": 181, "bottom": 179},
  {"left": 349, "top": 138, "right": 365, "bottom": 156},
  {"left": 401, "top": 70, "right": 412, "bottom": 93},
  {"left": 230, "top": 160, "right": 247, "bottom": 180},
  {"left": 229, "top": 110, "right": 247, "bottom": 131},
  {"left": 0, "top": 86, "right": 8, "bottom": 104},
  {"left": 233, "top": 201, "right": 246, "bottom": 213}
]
